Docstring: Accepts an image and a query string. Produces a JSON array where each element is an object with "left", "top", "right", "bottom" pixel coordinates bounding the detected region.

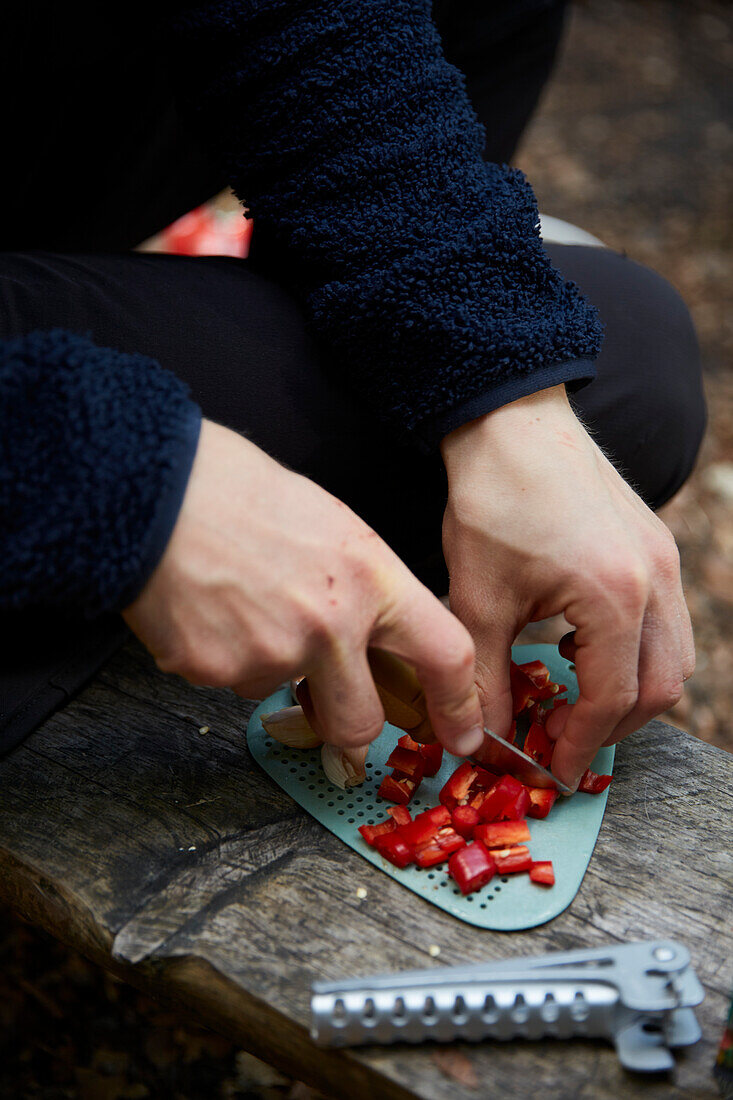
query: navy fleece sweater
[{"left": 1, "top": 0, "right": 602, "bottom": 616}]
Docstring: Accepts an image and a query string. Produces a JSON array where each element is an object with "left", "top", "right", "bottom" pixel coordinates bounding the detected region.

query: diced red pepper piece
[
  {"left": 374, "top": 831, "right": 414, "bottom": 868},
  {"left": 385, "top": 746, "right": 425, "bottom": 783},
  {"left": 578, "top": 769, "right": 613, "bottom": 794},
  {"left": 398, "top": 733, "right": 421, "bottom": 751},
  {"left": 474, "top": 819, "right": 531, "bottom": 848},
  {"left": 530, "top": 860, "right": 555, "bottom": 886},
  {"left": 419, "top": 742, "right": 444, "bottom": 777},
  {"left": 377, "top": 774, "right": 417, "bottom": 805},
  {"left": 492, "top": 845, "right": 532, "bottom": 873},
  {"left": 448, "top": 842, "right": 497, "bottom": 895},
  {"left": 451, "top": 804, "right": 481, "bottom": 839},
  {"left": 397, "top": 806, "right": 450, "bottom": 849},
  {"left": 397, "top": 734, "right": 443, "bottom": 777},
  {"left": 526, "top": 787, "right": 558, "bottom": 819},
  {"left": 439, "top": 762, "right": 496, "bottom": 809},
  {"left": 524, "top": 721, "right": 555, "bottom": 768},
  {"left": 387, "top": 805, "right": 412, "bottom": 826},
  {"left": 518, "top": 660, "right": 552, "bottom": 688},
  {"left": 477, "top": 774, "right": 526, "bottom": 822},
  {"left": 499, "top": 785, "right": 531, "bottom": 821},
  {"left": 439, "top": 762, "right": 475, "bottom": 807},
  {"left": 358, "top": 819, "right": 395, "bottom": 846},
  {"left": 510, "top": 661, "right": 537, "bottom": 715},
  {"left": 414, "top": 826, "right": 465, "bottom": 868}
]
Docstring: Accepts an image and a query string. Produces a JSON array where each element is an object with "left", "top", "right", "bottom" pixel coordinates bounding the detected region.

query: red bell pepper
[
  {"left": 510, "top": 661, "right": 537, "bottom": 715},
  {"left": 451, "top": 804, "right": 481, "bottom": 839},
  {"left": 414, "top": 826, "right": 465, "bottom": 868},
  {"left": 387, "top": 805, "right": 412, "bottom": 826},
  {"left": 439, "top": 762, "right": 475, "bottom": 807},
  {"left": 385, "top": 746, "right": 425, "bottom": 784},
  {"left": 524, "top": 721, "right": 555, "bottom": 768},
  {"left": 358, "top": 819, "right": 395, "bottom": 846},
  {"left": 474, "top": 819, "right": 531, "bottom": 848},
  {"left": 526, "top": 787, "right": 558, "bottom": 819},
  {"left": 492, "top": 845, "right": 532, "bottom": 873},
  {"left": 529, "top": 860, "right": 555, "bottom": 886},
  {"left": 374, "top": 831, "right": 414, "bottom": 868},
  {"left": 397, "top": 734, "right": 443, "bottom": 777},
  {"left": 419, "top": 742, "right": 444, "bottom": 777},
  {"left": 398, "top": 733, "right": 420, "bottom": 751},
  {"left": 439, "top": 762, "right": 495, "bottom": 810},
  {"left": 448, "top": 842, "right": 497, "bottom": 895},
  {"left": 377, "top": 774, "right": 417, "bottom": 805},
  {"left": 499, "top": 785, "right": 531, "bottom": 821},
  {"left": 398, "top": 806, "right": 450, "bottom": 849},
  {"left": 477, "top": 774, "right": 525, "bottom": 822},
  {"left": 578, "top": 769, "right": 612, "bottom": 794}
]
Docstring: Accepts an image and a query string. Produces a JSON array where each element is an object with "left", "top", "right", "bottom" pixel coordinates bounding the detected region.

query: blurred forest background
[{"left": 2, "top": 2, "right": 731, "bottom": 1097}]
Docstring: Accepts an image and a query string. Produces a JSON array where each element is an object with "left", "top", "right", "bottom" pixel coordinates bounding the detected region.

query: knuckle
[
  {"left": 608, "top": 685, "right": 640, "bottom": 717},
  {"left": 646, "top": 680, "right": 684, "bottom": 713}
]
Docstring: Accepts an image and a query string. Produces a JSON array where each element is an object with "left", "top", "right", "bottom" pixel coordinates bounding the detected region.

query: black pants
[{"left": 0, "top": 0, "right": 706, "bottom": 754}]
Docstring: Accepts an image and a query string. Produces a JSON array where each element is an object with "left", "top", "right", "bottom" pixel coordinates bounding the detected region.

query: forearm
[{"left": 167, "top": 0, "right": 602, "bottom": 447}]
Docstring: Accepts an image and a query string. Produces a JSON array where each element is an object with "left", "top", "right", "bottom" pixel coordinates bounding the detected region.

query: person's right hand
[{"left": 123, "top": 419, "right": 485, "bottom": 754}]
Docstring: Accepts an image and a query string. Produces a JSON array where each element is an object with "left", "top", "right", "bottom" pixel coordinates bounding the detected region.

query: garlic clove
[
  {"left": 290, "top": 676, "right": 304, "bottom": 705},
  {"left": 261, "top": 706, "right": 322, "bottom": 748},
  {"left": 321, "top": 742, "right": 368, "bottom": 789}
]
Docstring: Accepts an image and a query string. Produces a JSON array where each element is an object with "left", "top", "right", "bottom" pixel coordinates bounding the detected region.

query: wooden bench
[{"left": 0, "top": 639, "right": 731, "bottom": 1099}]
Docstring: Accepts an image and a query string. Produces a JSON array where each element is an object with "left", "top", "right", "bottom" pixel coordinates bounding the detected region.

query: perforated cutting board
[{"left": 247, "top": 644, "right": 614, "bottom": 930}]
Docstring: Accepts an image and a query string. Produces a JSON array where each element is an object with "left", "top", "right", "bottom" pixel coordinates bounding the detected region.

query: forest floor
[{"left": 2, "top": 2, "right": 731, "bottom": 1097}]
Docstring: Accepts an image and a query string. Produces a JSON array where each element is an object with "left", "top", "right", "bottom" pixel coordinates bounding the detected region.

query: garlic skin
[
  {"left": 321, "top": 742, "right": 368, "bottom": 789},
  {"left": 261, "top": 706, "right": 322, "bottom": 748}
]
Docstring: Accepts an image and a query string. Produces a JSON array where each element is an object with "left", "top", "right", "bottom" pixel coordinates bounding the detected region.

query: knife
[{"left": 298, "top": 648, "right": 571, "bottom": 795}]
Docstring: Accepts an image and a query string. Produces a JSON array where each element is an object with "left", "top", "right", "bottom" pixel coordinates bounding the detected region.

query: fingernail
[
  {"left": 452, "top": 725, "right": 485, "bottom": 757},
  {"left": 561, "top": 778, "right": 581, "bottom": 797}
]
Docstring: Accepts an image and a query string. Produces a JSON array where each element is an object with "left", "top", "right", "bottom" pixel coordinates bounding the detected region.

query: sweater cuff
[
  {"left": 114, "top": 408, "right": 202, "bottom": 611},
  {"left": 415, "top": 360, "right": 597, "bottom": 449}
]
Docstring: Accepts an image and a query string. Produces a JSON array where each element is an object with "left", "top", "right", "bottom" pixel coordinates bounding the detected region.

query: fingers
[
  {"left": 299, "top": 645, "right": 385, "bottom": 748},
  {"left": 549, "top": 583, "right": 646, "bottom": 791},
  {"left": 372, "top": 585, "right": 484, "bottom": 757}
]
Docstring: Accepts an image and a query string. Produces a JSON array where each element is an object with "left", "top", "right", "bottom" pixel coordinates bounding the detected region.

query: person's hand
[
  {"left": 440, "top": 384, "right": 694, "bottom": 791},
  {"left": 123, "top": 419, "right": 484, "bottom": 754}
]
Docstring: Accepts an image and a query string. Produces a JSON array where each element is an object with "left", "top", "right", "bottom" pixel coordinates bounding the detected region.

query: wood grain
[{"left": 0, "top": 639, "right": 731, "bottom": 1099}]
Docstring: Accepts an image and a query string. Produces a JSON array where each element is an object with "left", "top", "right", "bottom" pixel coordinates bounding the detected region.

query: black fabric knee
[{"left": 544, "top": 244, "right": 707, "bottom": 510}]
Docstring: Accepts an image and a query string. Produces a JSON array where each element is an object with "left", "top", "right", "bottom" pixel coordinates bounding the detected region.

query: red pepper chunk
[
  {"left": 474, "top": 819, "right": 531, "bottom": 848},
  {"left": 398, "top": 734, "right": 444, "bottom": 777},
  {"left": 439, "top": 761, "right": 475, "bottom": 807},
  {"left": 387, "top": 805, "right": 412, "bottom": 826},
  {"left": 374, "top": 831, "right": 414, "bottom": 868},
  {"left": 529, "top": 860, "right": 555, "bottom": 886},
  {"left": 398, "top": 806, "right": 451, "bottom": 849},
  {"left": 524, "top": 721, "right": 555, "bottom": 768},
  {"left": 358, "top": 819, "right": 395, "bottom": 846},
  {"left": 419, "top": 742, "right": 444, "bottom": 777},
  {"left": 451, "top": 804, "right": 481, "bottom": 839},
  {"left": 578, "top": 769, "right": 613, "bottom": 794},
  {"left": 499, "top": 785, "right": 531, "bottom": 821},
  {"left": 377, "top": 774, "right": 416, "bottom": 805},
  {"left": 385, "top": 746, "right": 425, "bottom": 784},
  {"left": 448, "top": 842, "right": 497, "bottom": 895},
  {"left": 510, "top": 662, "right": 537, "bottom": 715},
  {"left": 414, "top": 826, "right": 465, "bottom": 868},
  {"left": 492, "top": 845, "right": 532, "bottom": 873},
  {"left": 477, "top": 774, "right": 525, "bottom": 822},
  {"left": 526, "top": 787, "right": 558, "bottom": 819}
]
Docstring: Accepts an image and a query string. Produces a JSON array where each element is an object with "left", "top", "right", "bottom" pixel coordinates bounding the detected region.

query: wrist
[{"left": 440, "top": 384, "right": 578, "bottom": 485}]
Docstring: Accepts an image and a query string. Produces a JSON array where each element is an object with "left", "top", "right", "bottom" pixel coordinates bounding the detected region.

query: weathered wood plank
[{"left": 0, "top": 640, "right": 731, "bottom": 1099}]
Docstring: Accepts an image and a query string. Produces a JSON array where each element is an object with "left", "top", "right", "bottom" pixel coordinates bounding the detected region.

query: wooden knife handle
[{"left": 296, "top": 649, "right": 436, "bottom": 744}]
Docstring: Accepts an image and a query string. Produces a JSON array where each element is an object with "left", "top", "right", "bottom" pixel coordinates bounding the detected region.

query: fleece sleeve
[
  {"left": 168, "top": 0, "right": 603, "bottom": 448},
  {"left": 0, "top": 330, "right": 202, "bottom": 615}
]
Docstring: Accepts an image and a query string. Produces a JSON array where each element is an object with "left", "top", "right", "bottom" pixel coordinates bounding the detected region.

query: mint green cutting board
[{"left": 246, "top": 644, "right": 614, "bottom": 930}]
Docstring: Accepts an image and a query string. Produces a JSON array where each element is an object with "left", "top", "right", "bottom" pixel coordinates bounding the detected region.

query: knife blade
[{"left": 474, "top": 727, "right": 572, "bottom": 795}]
